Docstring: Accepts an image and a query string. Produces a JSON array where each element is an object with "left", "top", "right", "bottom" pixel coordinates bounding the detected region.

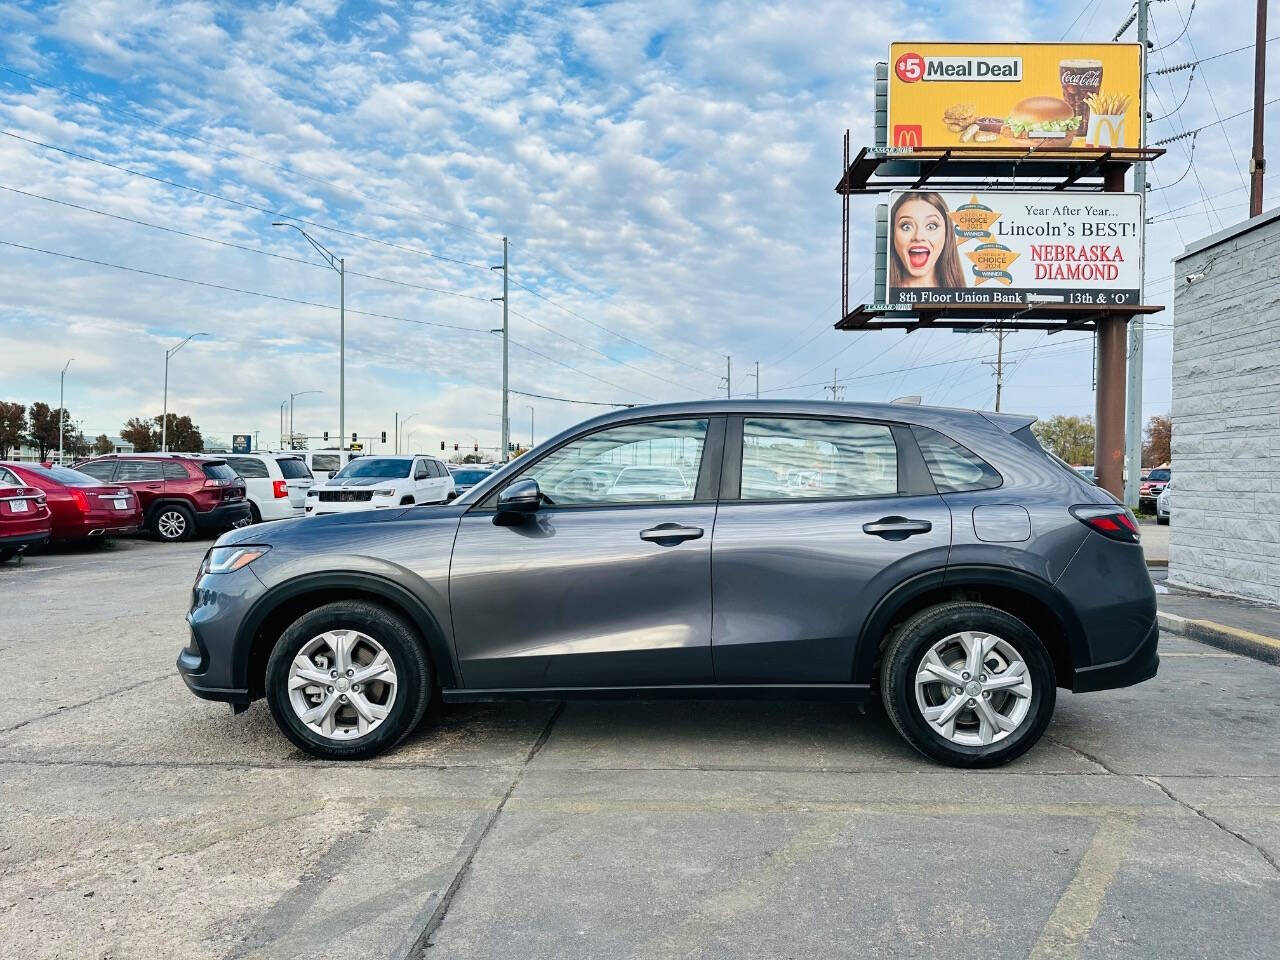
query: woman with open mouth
[{"left": 889, "top": 191, "right": 966, "bottom": 291}]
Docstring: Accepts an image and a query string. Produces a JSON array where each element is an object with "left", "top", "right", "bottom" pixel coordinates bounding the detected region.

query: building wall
[{"left": 1170, "top": 209, "right": 1280, "bottom": 605}]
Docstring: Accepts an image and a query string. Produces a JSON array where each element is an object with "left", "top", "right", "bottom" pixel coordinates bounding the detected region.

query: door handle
[
  {"left": 639, "top": 523, "right": 704, "bottom": 544},
  {"left": 862, "top": 516, "right": 932, "bottom": 540}
]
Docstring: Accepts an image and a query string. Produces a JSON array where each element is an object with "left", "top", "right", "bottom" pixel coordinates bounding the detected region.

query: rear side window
[
  {"left": 75, "top": 460, "right": 117, "bottom": 482},
  {"left": 201, "top": 462, "right": 239, "bottom": 481},
  {"left": 225, "top": 456, "right": 269, "bottom": 479},
  {"left": 741, "top": 418, "right": 899, "bottom": 500},
  {"left": 312, "top": 454, "right": 339, "bottom": 473},
  {"left": 116, "top": 460, "right": 165, "bottom": 482},
  {"left": 0, "top": 466, "right": 20, "bottom": 484},
  {"left": 163, "top": 462, "right": 189, "bottom": 479},
  {"left": 275, "top": 457, "right": 311, "bottom": 479},
  {"left": 912, "top": 426, "right": 1002, "bottom": 493}
]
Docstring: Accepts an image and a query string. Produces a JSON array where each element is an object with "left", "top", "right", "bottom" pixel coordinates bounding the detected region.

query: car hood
[
  {"left": 214, "top": 502, "right": 464, "bottom": 548},
  {"left": 318, "top": 476, "right": 405, "bottom": 488}
]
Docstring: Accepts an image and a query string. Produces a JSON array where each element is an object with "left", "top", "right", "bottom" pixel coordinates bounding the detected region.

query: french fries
[{"left": 1085, "top": 91, "right": 1130, "bottom": 116}]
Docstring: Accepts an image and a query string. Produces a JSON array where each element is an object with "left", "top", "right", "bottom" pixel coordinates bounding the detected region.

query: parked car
[
  {"left": 178, "top": 400, "right": 1157, "bottom": 767},
  {"left": 0, "top": 481, "right": 51, "bottom": 562},
  {"left": 1073, "top": 465, "right": 1096, "bottom": 484},
  {"left": 285, "top": 449, "right": 361, "bottom": 481},
  {"left": 446, "top": 466, "right": 492, "bottom": 495},
  {"left": 1139, "top": 467, "right": 1171, "bottom": 512},
  {"left": 607, "top": 465, "right": 690, "bottom": 500},
  {"left": 1156, "top": 481, "right": 1171, "bottom": 525},
  {"left": 304, "top": 454, "right": 455, "bottom": 516},
  {"left": 223, "top": 454, "right": 313, "bottom": 523},
  {"left": 76, "top": 454, "right": 250, "bottom": 542},
  {"left": 0, "top": 462, "right": 142, "bottom": 541}
]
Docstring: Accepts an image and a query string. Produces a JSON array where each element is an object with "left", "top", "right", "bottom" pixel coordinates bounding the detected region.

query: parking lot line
[{"left": 1028, "top": 817, "right": 1136, "bottom": 960}]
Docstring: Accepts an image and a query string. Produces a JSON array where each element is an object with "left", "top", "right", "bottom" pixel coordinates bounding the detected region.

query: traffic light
[
  {"left": 440, "top": 441, "right": 445, "bottom": 451},
  {"left": 323, "top": 431, "right": 328, "bottom": 442},
  {"left": 380, "top": 431, "right": 387, "bottom": 443},
  {"left": 351, "top": 432, "right": 357, "bottom": 444},
  {"left": 473, "top": 443, "right": 478, "bottom": 453},
  {"left": 453, "top": 443, "right": 458, "bottom": 451}
]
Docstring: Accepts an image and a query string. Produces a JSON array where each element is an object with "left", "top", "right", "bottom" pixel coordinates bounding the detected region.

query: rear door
[{"left": 710, "top": 416, "right": 952, "bottom": 683}]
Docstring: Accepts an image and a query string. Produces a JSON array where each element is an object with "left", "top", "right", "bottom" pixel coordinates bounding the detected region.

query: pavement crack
[
  {"left": 0, "top": 673, "right": 172, "bottom": 736},
  {"left": 399, "top": 702, "right": 565, "bottom": 958},
  {"left": 1045, "top": 735, "right": 1124, "bottom": 776},
  {"left": 1143, "top": 776, "right": 1280, "bottom": 877}
]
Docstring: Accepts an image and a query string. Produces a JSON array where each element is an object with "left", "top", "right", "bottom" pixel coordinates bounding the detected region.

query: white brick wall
[{"left": 1170, "top": 211, "right": 1280, "bottom": 604}]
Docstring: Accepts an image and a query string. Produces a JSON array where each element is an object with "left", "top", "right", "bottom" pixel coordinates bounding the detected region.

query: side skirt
[{"left": 441, "top": 683, "right": 874, "bottom": 704}]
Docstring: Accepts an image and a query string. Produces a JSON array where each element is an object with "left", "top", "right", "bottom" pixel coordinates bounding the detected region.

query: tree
[
  {"left": 157, "top": 414, "right": 204, "bottom": 453},
  {"left": 121, "top": 417, "right": 159, "bottom": 453},
  {"left": 0, "top": 402, "right": 25, "bottom": 458},
  {"left": 1032, "top": 414, "right": 1095, "bottom": 465},
  {"left": 62, "top": 427, "right": 89, "bottom": 460},
  {"left": 27, "top": 402, "right": 63, "bottom": 461},
  {"left": 93, "top": 434, "right": 114, "bottom": 455},
  {"left": 1142, "top": 414, "right": 1171, "bottom": 467}
]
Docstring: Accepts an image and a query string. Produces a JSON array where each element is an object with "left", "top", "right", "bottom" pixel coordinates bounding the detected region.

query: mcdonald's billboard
[
  {"left": 885, "top": 190, "right": 1143, "bottom": 307},
  {"left": 888, "top": 42, "right": 1141, "bottom": 150}
]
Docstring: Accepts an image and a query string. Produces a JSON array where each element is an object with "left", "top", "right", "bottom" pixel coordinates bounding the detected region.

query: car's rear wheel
[
  {"left": 880, "top": 602, "right": 1055, "bottom": 768},
  {"left": 249, "top": 502, "right": 262, "bottom": 524},
  {"left": 153, "top": 504, "right": 194, "bottom": 542},
  {"left": 265, "top": 600, "right": 433, "bottom": 760}
]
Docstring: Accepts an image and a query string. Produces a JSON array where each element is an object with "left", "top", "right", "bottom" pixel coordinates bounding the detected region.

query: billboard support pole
[
  {"left": 1097, "top": 165, "right": 1130, "bottom": 500},
  {"left": 841, "top": 130, "right": 850, "bottom": 320},
  {"left": 1124, "top": 0, "right": 1150, "bottom": 509}
]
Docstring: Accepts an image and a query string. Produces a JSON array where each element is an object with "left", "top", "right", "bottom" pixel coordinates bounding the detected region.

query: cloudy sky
[{"left": 0, "top": 0, "right": 1269, "bottom": 453}]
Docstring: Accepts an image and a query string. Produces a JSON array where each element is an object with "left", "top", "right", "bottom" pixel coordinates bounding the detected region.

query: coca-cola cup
[{"left": 1060, "top": 59, "right": 1103, "bottom": 139}]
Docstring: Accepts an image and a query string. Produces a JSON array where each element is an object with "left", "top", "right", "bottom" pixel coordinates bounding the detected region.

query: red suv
[
  {"left": 76, "top": 454, "right": 250, "bottom": 542},
  {"left": 1, "top": 462, "right": 142, "bottom": 542}
]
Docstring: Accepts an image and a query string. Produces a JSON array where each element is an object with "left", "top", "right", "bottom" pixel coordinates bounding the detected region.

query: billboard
[
  {"left": 888, "top": 42, "right": 1141, "bottom": 150},
  {"left": 884, "top": 190, "right": 1143, "bottom": 307},
  {"left": 231, "top": 434, "right": 251, "bottom": 454}
]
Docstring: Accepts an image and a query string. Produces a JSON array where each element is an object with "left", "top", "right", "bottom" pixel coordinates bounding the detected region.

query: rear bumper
[
  {"left": 195, "top": 501, "right": 252, "bottom": 531},
  {"left": 0, "top": 529, "right": 50, "bottom": 548},
  {"left": 1071, "top": 618, "right": 1160, "bottom": 692}
]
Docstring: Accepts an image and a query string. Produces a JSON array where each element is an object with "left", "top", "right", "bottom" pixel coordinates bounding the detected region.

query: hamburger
[{"left": 1003, "top": 96, "right": 1081, "bottom": 142}]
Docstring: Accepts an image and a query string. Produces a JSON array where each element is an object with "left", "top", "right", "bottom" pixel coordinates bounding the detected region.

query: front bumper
[
  {"left": 1071, "top": 618, "right": 1160, "bottom": 692},
  {"left": 177, "top": 563, "right": 263, "bottom": 704},
  {"left": 195, "top": 500, "right": 253, "bottom": 531}
]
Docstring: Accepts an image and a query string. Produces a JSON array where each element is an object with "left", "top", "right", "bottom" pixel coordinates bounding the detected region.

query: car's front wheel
[
  {"left": 265, "top": 600, "right": 433, "bottom": 760},
  {"left": 880, "top": 602, "right": 1055, "bottom": 768}
]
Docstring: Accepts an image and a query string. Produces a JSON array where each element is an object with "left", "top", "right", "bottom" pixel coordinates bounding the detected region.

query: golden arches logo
[
  {"left": 1091, "top": 116, "right": 1126, "bottom": 148},
  {"left": 893, "top": 125, "right": 922, "bottom": 148}
]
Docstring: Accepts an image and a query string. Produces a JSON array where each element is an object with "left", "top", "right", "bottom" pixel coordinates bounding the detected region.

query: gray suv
[{"left": 178, "top": 401, "right": 1157, "bottom": 767}]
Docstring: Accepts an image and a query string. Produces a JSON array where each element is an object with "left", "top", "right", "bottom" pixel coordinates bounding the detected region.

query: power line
[
  {"left": 507, "top": 388, "right": 634, "bottom": 408},
  {"left": 0, "top": 63, "right": 496, "bottom": 243},
  {"left": 0, "top": 182, "right": 494, "bottom": 303},
  {"left": 1151, "top": 96, "right": 1278, "bottom": 145},
  {"left": 505, "top": 335, "right": 659, "bottom": 403},
  {"left": 0, "top": 130, "right": 493, "bottom": 271},
  {"left": 1151, "top": 35, "right": 1280, "bottom": 75},
  {"left": 0, "top": 238, "right": 494, "bottom": 334}
]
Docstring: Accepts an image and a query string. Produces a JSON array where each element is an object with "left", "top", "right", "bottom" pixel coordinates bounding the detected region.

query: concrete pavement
[{"left": 2, "top": 538, "right": 1278, "bottom": 959}]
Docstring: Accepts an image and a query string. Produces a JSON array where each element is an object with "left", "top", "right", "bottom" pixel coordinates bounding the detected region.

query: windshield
[
  {"left": 19, "top": 465, "right": 102, "bottom": 486},
  {"left": 333, "top": 458, "right": 411, "bottom": 479},
  {"left": 1148, "top": 469, "right": 1170, "bottom": 481}
]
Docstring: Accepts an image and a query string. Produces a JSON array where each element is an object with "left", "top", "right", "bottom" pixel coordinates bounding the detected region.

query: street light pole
[
  {"left": 526, "top": 404, "right": 534, "bottom": 449},
  {"left": 288, "top": 390, "right": 322, "bottom": 449},
  {"left": 162, "top": 333, "right": 209, "bottom": 453},
  {"left": 491, "top": 238, "right": 509, "bottom": 461},
  {"left": 279, "top": 401, "right": 287, "bottom": 449},
  {"left": 58, "top": 358, "right": 72, "bottom": 465},
  {"left": 273, "top": 222, "right": 345, "bottom": 451},
  {"left": 398, "top": 412, "right": 421, "bottom": 455}
]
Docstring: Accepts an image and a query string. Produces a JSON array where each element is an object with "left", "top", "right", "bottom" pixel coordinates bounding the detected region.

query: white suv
[
  {"left": 223, "top": 454, "right": 314, "bottom": 522},
  {"left": 305, "top": 454, "right": 455, "bottom": 516}
]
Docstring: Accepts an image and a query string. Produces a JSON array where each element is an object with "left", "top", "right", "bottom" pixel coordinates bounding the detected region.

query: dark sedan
[{"left": 178, "top": 401, "right": 1157, "bottom": 768}]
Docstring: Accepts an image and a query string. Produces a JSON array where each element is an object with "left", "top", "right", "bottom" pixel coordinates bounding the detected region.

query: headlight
[
  {"left": 373, "top": 488, "right": 396, "bottom": 496},
  {"left": 202, "top": 545, "right": 271, "bottom": 574}
]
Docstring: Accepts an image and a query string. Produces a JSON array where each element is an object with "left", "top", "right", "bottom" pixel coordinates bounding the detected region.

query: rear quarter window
[
  {"left": 911, "top": 426, "right": 1002, "bottom": 493},
  {"left": 275, "top": 457, "right": 311, "bottom": 479},
  {"left": 225, "top": 456, "right": 270, "bottom": 479},
  {"left": 201, "top": 463, "right": 239, "bottom": 481},
  {"left": 162, "top": 462, "right": 189, "bottom": 479}
]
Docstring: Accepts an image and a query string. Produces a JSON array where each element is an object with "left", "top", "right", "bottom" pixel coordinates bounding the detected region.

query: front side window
[
  {"left": 740, "top": 418, "right": 898, "bottom": 500},
  {"left": 912, "top": 426, "right": 1002, "bottom": 493},
  {"left": 519, "top": 419, "right": 708, "bottom": 506}
]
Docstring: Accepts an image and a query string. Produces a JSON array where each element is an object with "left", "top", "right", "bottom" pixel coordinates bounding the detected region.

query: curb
[
  {"left": 1158, "top": 611, "right": 1280, "bottom": 666},
  {"left": 1146, "top": 559, "right": 1168, "bottom": 568}
]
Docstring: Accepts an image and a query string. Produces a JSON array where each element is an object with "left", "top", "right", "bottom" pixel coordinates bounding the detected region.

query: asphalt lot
[{"left": 2, "top": 537, "right": 1278, "bottom": 959}]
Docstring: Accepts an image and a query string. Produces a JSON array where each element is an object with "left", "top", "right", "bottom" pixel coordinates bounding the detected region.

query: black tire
[
  {"left": 400, "top": 495, "right": 415, "bottom": 505},
  {"left": 265, "top": 600, "right": 433, "bottom": 760},
  {"left": 0, "top": 546, "right": 16, "bottom": 563},
  {"left": 1156, "top": 515, "right": 1169, "bottom": 526},
  {"left": 879, "top": 601, "right": 1056, "bottom": 768},
  {"left": 152, "top": 503, "right": 195, "bottom": 542},
  {"left": 249, "top": 502, "right": 262, "bottom": 524}
]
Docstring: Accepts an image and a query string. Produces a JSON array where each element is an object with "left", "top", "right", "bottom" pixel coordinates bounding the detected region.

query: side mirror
[{"left": 496, "top": 478, "right": 541, "bottom": 517}]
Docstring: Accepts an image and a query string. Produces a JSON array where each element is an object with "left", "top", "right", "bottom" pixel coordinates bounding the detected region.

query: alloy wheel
[
  {"left": 157, "top": 510, "right": 187, "bottom": 540},
  {"left": 287, "top": 629, "right": 399, "bottom": 741},
  {"left": 913, "top": 630, "right": 1033, "bottom": 747}
]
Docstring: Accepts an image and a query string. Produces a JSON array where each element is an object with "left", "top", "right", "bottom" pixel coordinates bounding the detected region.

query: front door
[
  {"left": 449, "top": 417, "right": 722, "bottom": 689},
  {"left": 711, "top": 416, "right": 952, "bottom": 683},
  {"left": 111, "top": 459, "right": 168, "bottom": 517}
]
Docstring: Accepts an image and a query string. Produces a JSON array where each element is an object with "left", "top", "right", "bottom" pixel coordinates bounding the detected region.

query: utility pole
[
  {"left": 825, "top": 368, "right": 845, "bottom": 401},
  {"left": 58, "top": 358, "right": 72, "bottom": 465},
  {"left": 1251, "top": 0, "right": 1268, "bottom": 216},
  {"left": 982, "top": 328, "right": 1006, "bottom": 412},
  {"left": 279, "top": 401, "right": 286, "bottom": 449},
  {"left": 491, "top": 238, "right": 509, "bottom": 461},
  {"left": 723, "top": 356, "right": 732, "bottom": 399},
  {"left": 1124, "top": 0, "right": 1150, "bottom": 509},
  {"left": 394, "top": 412, "right": 398, "bottom": 454},
  {"left": 754, "top": 361, "right": 760, "bottom": 399}
]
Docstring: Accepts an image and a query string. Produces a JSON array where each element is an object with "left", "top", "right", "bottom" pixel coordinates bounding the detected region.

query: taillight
[
  {"left": 1070, "top": 505, "right": 1140, "bottom": 543},
  {"left": 69, "top": 488, "right": 90, "bottom": 513},
  {"left": 273, "top": 480, "right": 288, "bottom": 499}
]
